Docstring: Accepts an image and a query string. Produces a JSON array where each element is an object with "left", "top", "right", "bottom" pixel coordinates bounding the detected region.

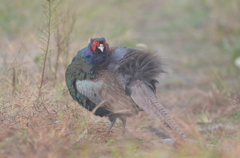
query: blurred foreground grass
[{"left": 0, "top": 0, "right": 240, "bottom": 157}]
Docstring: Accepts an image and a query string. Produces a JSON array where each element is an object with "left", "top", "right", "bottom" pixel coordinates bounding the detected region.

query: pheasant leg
[
  {"left": 106, "top": 116, "right": 117, "bottom": 134},
  {"left": 119, "top": 117, "right": 126, "bottom": 134}
]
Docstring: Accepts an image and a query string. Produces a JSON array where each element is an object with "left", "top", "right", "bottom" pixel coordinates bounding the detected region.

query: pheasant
[{"left": 65, "top": 37, "right": 187, "bottom": 144}]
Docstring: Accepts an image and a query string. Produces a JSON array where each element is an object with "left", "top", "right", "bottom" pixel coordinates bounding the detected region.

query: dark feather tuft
[{"left": 117, "top": 50, "right": 165, "bottom": 95}]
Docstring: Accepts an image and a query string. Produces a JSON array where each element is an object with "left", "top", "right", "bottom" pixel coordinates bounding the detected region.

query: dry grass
[{"left": 1, "top": 0, "right": 240, "bottom": 157}]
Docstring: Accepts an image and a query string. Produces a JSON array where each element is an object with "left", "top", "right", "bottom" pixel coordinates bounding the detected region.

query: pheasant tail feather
[{"left": 130, "top": 81, "right": 187, "bottom": 142}]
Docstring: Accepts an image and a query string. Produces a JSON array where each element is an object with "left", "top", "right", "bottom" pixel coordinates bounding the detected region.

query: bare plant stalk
[
  {"left": 48, "top": 56, "right": 52, "bottom": 78},
  {"left": 39, "top": 0, "right": 52, "bottom": 95},
  {"left": 54, "top": 11, "right": 76, "bottom": 87},
  {"left": 63, "top": 14, "right": 76, "bottom": 69},
  {"left": 12, "top": 68, "right": 16, "bottom": 95},
  {"left": 54, "top": 24, "right": 62, "bottom": 86}
]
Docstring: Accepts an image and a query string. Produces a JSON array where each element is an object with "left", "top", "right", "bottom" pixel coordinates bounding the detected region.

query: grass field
[{"left": 0, "top": 0, "right": 240, "bottom": 157}]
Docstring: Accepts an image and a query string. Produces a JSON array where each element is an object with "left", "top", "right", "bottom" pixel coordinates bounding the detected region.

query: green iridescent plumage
[{"left": 65, "top": 42, "right": 110, "bottom": 117}]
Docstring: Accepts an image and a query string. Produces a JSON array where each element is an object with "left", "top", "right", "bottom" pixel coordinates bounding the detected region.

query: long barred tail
[
  {"left": 130, "top": 81, "right": 187, "bottom": 143},
  {"left": 117, "top": 50, "right": 187, "bottom": 143}
]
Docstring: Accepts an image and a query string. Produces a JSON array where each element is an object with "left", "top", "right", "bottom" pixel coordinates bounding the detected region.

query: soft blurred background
[{"left": 0, "top": 0, "right": 240, "bottom": 157}]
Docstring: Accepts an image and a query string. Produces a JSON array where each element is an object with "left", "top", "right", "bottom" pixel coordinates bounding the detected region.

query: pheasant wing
[
  {"left": 75, "top": 80, "right": 105, "bottom": 105},
  {"left": 75, "top": 71, "right": 139, "bottom": 116}
]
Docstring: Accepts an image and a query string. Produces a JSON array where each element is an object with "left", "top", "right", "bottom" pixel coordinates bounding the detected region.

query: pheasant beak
[{"left": 98, "top": 44, "right": 104, "bottom": 52}]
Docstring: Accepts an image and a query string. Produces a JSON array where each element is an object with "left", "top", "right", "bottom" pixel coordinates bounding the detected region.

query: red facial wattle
[
  {"left": 105, "top": 45, "right": 109, "bottom": 51},
  {"left": 91, "top": 40, "right": 100, "bottom": 51},
  {"left": 103, "top": 39, "right": 109, "bottom": 51},
  {"left": 91, "top": 44, "right": 97, "bottom": 51}
]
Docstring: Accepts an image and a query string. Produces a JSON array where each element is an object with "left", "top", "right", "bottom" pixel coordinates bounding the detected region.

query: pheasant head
[{"left": 83, "top": 37, "right": 110, "bottom": 66}]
